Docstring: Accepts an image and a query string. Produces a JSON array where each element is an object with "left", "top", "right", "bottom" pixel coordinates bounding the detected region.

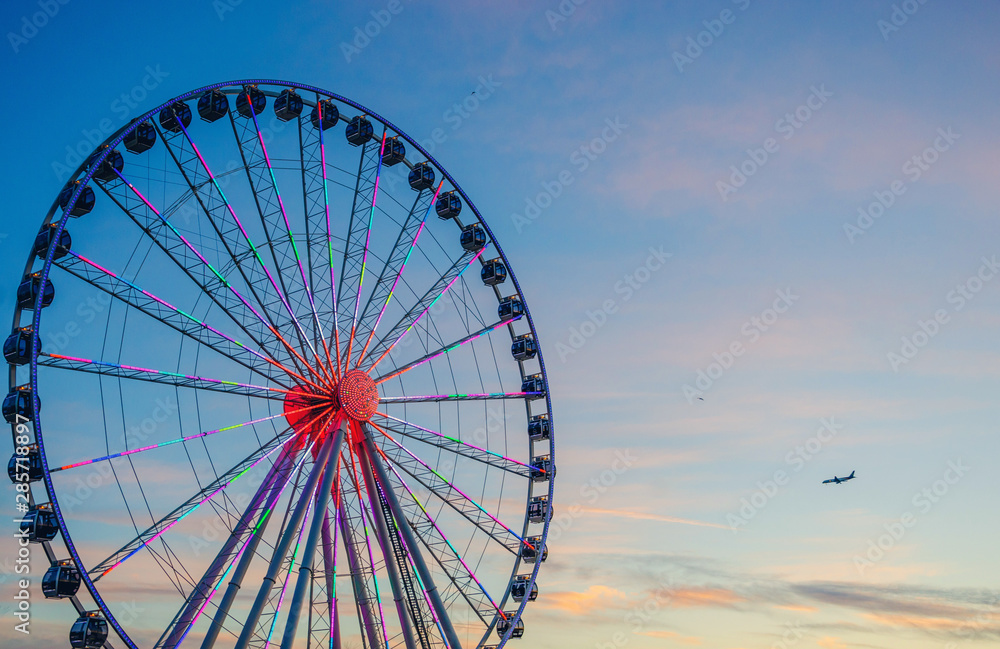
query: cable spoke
[
  {"left": 38, "top": 352, "right": 302, "bottom": 402},
  {"left": 371, "top": 412, "right": 531, "bottom": 478},
  {"left": 362, "top": 248, "right": 486, "bottom": 374},
  {"left": 373, "top": 316, "right": 521, "bottom": 385}
]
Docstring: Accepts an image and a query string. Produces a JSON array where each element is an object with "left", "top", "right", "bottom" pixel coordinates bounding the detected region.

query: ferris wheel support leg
[
  {"left": 362, "top": 431, "right": 464, "bottom": 649},
  {"left": 338, "top": 499, "right": 383, "bottom": 649},
  {"left": 235, "top": 423, "right": 344, "bottom": 649},
  {"left": 320, "top": 511, "right": 342, "bottom": 649},
  {"left": 357, "top": 439, "right": 419, "bottom": 649},
  {"left": 161, "top": 447, "right": 295, "bottom": 649},
  {"left": 279, "top": 426, "right": 346, "bottom": 649}
]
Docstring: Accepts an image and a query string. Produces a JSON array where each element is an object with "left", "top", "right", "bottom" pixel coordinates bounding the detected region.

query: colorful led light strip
[
  {"left": 317, "top": 99, "right": 343, "bottom": 382},
  {"left": 367, "top": 247, "right": 487, "bottom": 373},
  {"left": 51, "top": 404, "right": 324, "bottom": 472},
  {"left": 374, "top": 315, "right": 521, "bottom": 385},
  {"left": 369, "top": 421, "right": 533, "bottom": 549},
  {"left": 355, "top": 180, "right": 444, "bottom": 369},
  {"left": 41, "top": 352, "right": 302, "bottom": 398},
  {"left": 378, "top": 391, "right": 543, "bottom": 403},
  {"left": 374, "top": 412, "right": 531, "bottom": 470}
]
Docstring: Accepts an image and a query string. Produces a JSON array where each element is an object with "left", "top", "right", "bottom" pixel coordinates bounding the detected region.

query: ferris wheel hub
[{"left": 336, "top": 369, "right": 379, "bottom": 422}]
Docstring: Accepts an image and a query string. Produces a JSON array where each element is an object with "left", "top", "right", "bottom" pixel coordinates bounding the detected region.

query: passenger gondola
[
  {"left": 58, "top": 181, "right": 95, "bottom": 217},
  {"left": 123, "top": 121, "right": 157, "bottom": 154},
  {"left": 42, "top": 560, "right": 81, "bottom": 599},
  {"left": 197, "top": 89, "right": 229, "bottom": 122},
  {"left": 274, "top": 88, "right": 303, "bottom": 121},
  {"left": 159, "top": 100, "right": 192, "bottom": 132},
  {"left": 310, "top": 99, "right": 339, "bottom": 130}
]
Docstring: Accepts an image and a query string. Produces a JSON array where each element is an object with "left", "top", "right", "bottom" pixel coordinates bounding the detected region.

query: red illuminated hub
[
  {"left": 337, "top": 370, "right": 380, "bottom": 422},
  {"left": 283, "top": 389, "right": 331, "bottom": 444}
]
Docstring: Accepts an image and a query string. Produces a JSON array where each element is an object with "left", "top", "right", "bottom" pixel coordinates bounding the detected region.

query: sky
[{"left": 2, "top": 1, "right": 1000, "bottom": 648}]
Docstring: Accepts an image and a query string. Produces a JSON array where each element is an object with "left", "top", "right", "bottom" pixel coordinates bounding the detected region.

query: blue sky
[{"left": 2, "top": 1, "right": 1000, "bottom": 648}]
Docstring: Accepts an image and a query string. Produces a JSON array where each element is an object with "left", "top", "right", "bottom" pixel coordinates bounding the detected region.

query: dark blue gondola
[
  {"left": 159, "top": 100, "right": 192, "bottom": 133},
  {"left": 528, "top": 495, "right": 551, "bottom": 524},
  {"left": 511, "top": 575, "right": 539, "bottom": 602},
  {"left": 17, "top": 272, "right": 54, "bottom": 310},
  {"left": 408, "top": 162, "right": 435, "bottom": 191},
  {"left": 521, "top": 372, "right": 545, "bottom": 398},
  {"left": 237, "top": 85, "right": 266, "bottom": 118},
  {"left": 528, "top": 413, "right": 550, "bottom": 441},
  {"left": 436, "top": 191, "right": 462, "bottom": 219},
  {"left": 460, "top": 224, "right": 487, "bottom": 252},
  {"left": 481, "top": 258, "right": 506, "bottom": 286},
  {"left": 86, "top": 146, "right": 123, "bottom": 183},
  {"left": 3, "top": 386, "right": 38, "bottom": 424},
  {"left": 33, "top": 224, "right": 71, "bottom": 261},
  {"left": 123, "top": 121, "right": 156, "bottom": 154},
  {"left": 274, "top": 89, "right": 303, "bottom": 121},
  {"left": 498, "top": 295, "right": 524, "bottom": 320},
  {"left": 511, "top": 334, "right": 536, "bottom": 361},
  {"left": 382, "top": 136, "right": 405, "bottom": 166},
  {"left": 496, "top": 612, "right": 525, "bottom": 639},
  {"left": 530, "top": 454, "right": 554, "bottom": 482},
  {"left": 8, "top": 444, "right": 44, "bottom": 483},
  {"left": 520, "top": 535, "right": 547, "bottom": 564},
  {"left": 346, "top": 115, "right": 374, "bottom": 146},
  {"left": 58, "top": 181, "right": 95, "bottom": 217},
  {"left": 20, "top": 503, "right": 58, "bottom": 543},
  {"left": 198, "top": 89, "right": 229, "bottom": 122},
  {"left": 310, "top": 99, "right": 339, "bottom": 130},
  {"left": 70, "top": 612, "right": 108, "bottom": 649},
  {"left": 43, "top": 560, "right": 81, "bottom": 598},
  {"left": 4, "top": 327, "right": 37, "bottom": 365}
]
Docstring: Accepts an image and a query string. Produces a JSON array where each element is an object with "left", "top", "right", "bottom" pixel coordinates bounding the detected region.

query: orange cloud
[
  {"left": 638, "top": 629, "right": 703, "bottom": 644},
  {"left": 663, "top": 587, "right": 744, "bottom": 608},
  {"left": 862, "top": 613, "right": 970, "bottom": 631},
  {"left": 581, "top": 507, "right": 731, "bottom": 530},
  {"left": 817, "top": 637, "right": 847, "bottom": 649},
  {"left": 542, "top": 585, "right": 628, "bottom": 615},
  {"left": 775, "top": 604, "right": 818, "bottom": 614}
]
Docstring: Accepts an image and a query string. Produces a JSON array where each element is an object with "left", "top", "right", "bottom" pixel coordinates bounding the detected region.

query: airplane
[{"left": 822, "top": 470, "right": 855, "bottom": 485}]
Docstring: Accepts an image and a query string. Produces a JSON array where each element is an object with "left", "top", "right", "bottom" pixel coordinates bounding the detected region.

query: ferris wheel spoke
[
  {"left": 53, "top": 251, "right": 297, "bottom": 389},
  {"left": 37, "top": 351, "right": 300, "bottom": 402},
  {"left": 362, "top": 430, "right": 465, "bottom": 649},
  {"left": 370, "top": 423, "right": 523, "bottom": 554},
  {"left": 373, "top": 316, "right": 522, "bottom": 386},
  {"left": 379, "top": 391, "right": 542, "bottom": 404},
  {"left": 361, "top": 247, "right": 486, "bottom": 374},
  {"left": 299, "top": 95, "right": 340, "bottom": 373},
  {"left": 158, "top": 440, "right": 310, "bottom": 649},
  {"left": 338, "top": 129, "right": 387, "bottom": 371},
  {"left": 93, "top": 165, "right": 321, "bottom": 388},
  {"left": 370, "top": 413, "right": 531, "bottom": 478},
  {"left": 189, "top": 436, "right": 322, "bottom": 649},
  {"left": 337, "top": 476, "right": 388, "bottom": 649},
  {"left": 233, "top": 420, "right": 344, "bottom": 649},
  {"left": 375, "top": 448, "right": 502, "bottom": 627},
  {"left": 51, "top": 405, "right": 322, "bottom": 474},
  {"left": 229, "top": 91, "right": 337, "bottom": 386},
  {"left": 88, "top": 422, "right": 307, "bottom": 581},
  {"left": 153, "top": 116, "right": 333, "bottom": 391},
  {"left": 353, "top": 181, "right": 442, "bottom": 370}
]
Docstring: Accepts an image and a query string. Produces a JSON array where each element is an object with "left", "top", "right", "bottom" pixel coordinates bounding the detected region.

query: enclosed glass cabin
[
  {"left": 498, "top": 296, "right": 524, "bottom": 320},
  {"left": 481, "top": 258, "right": 506, "bottom": 286},
  {"left": 520, "top": 535, "right": 547, "bottom": 563},
  {"left": 530, "top": 454, "right": 554, "bottom": 482},
  {"left": 310, "top": 99, "right": 339, "bottom": 130},
  {"left": 382, "top": 136, "right": 405, "bottom": 166},
  {"left": 528, "top": 495, "right": 550, "bottom": 524},
  {"left": 43, "top": 560, "right": 81, "bottom": 599},
  {"left": 17, "top": 272, "right": 54, "bottom": 310},
  {"left": 124, "top": 121, "right": 156, "bottom": 154},
  {"left": 34, "top": 224, "right": 72, "bottom": 261},
  {"left": 21, "top": 503, "right": 58, "bottom": 542},
  {"left": 4, "top": 327, "right": 36, "bottom": 365},
  {"left": 236, "top": 85, "right": 266, "bottom": 117},
  {"left": 274, "top": 89, "right": 303, "bottom": 121},
  {"left": 8, "top": 444, "right": 44, "bottom": 483},
  {"left": 511, "top": 575, "right": 539, "bottom": 602},
  {"left": 197, "top": 89, "right": 229, "bottom": 122},
  {"left": 460, "top": 224, "right": 487, "bottom": 252},
  {"left": 70, "top": 612, "right": 108, "bottom": 649},
  {"left": 58, "top": 181, "right": 95, "bottom": 217},
  {"left": 528, "top": 414, "right": 550, "bottom": 442},
  {"left": 435, "top": 191, "right": 462, "bottom": 219},
  {"left": 511, "top": 334, "right": 536, "bottom": 360},
  {"left": 87, "top": 146, "right": 124, "bottom": 183},
  {"left": 496, "top": 613, "right": 525, "bottom": 639},
  {"left": 408, "top": 162, "right": 435, "bottom": 191},
  {"left": 159, "top": 100, "right": 192, "bottom": 133},
  {"left": 3, "top": 385, "right": 38, "bottom": 423},
  {"left": 346, "top": 115, "right": 374, "bottom": 145},
  {"left": 520, "top": 372, "right": 545, "bottom": 397}
]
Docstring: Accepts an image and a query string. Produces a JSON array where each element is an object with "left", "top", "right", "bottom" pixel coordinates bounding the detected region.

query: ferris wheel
[{"left": 7, "top": 80, "right": 555, "bottom": 649}]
